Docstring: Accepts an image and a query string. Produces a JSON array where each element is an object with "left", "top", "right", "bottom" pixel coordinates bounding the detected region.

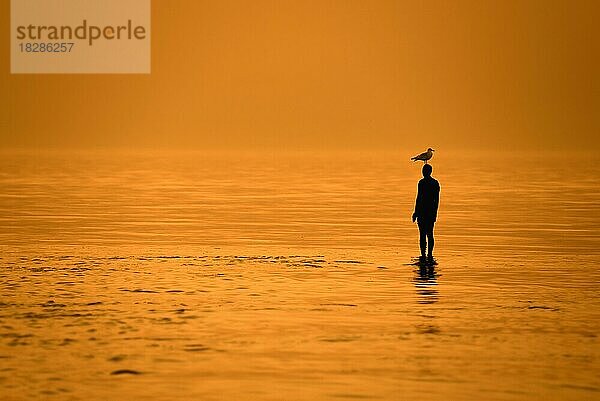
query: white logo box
[{"left": 11, "top": 0, "right": 151, "bottom": 74}]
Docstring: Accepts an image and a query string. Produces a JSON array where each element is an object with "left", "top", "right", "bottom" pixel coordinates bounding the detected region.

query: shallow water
[{"left": 0, "top": 150, "right": 598, "bottom": 400}]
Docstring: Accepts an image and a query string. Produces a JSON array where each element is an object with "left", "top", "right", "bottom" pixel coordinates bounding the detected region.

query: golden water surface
[{"left": 0, "top": 150, "right": 598, "bottom": 400}]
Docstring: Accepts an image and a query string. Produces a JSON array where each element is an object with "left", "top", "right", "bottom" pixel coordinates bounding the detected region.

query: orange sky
[{"left": 1, "top": 0, "right": 598, "bottom": 150}]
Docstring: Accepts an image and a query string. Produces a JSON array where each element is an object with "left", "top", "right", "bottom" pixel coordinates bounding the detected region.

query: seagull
[{"left": 411, "top": 148, "right": 435, "bottom": 164}]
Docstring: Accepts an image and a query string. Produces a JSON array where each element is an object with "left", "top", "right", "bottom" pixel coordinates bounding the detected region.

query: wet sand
[{"left": 0, "top": 150, "right": 598, "bottom": 400}]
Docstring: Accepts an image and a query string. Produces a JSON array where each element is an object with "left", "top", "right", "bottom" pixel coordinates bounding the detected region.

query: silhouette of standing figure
[{"left": 412, "top": 164, "right": 440, "bottom": 262}]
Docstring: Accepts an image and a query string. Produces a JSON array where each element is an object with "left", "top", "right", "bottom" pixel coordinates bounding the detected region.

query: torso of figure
[{"left": 416, "top": 177, "right": 440, "bottom": 223}]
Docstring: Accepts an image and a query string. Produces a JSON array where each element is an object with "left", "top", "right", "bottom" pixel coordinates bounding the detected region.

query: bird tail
[{"left": 410, "top": 157, "right": 417, "bottom": 161}]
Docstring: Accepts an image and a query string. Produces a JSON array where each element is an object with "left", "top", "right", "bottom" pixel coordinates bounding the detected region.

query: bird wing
[{"left": 412, "top": 151, "right": 427, "bottom": 160}]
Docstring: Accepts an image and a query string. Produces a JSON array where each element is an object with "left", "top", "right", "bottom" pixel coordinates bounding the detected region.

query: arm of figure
[
  {"left": 412, "top": 182, "right": 422, "bottom": 222},
  {"left": 433, "top": 183, "right": 440, "bottom": 220}
]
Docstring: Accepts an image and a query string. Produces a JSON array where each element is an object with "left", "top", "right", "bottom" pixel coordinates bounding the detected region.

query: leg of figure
[
  {"left": 427, "top": 223, "right": 435, "bottom": 258},
  {"left": 418, "top": 223, "right": 427, "bottom": 258}
]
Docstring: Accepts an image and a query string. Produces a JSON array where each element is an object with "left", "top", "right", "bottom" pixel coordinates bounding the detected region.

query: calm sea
[{"left": 0, "top": 149, "right": 598, "bottom": 400}]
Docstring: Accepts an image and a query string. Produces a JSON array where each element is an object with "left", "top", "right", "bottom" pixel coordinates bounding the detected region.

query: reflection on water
[
  {"left": 413, "top": 260, "right": 439, "bottom": 305},
  {"left": 0, "top": 150, "right": 598, "bottom": 400}
]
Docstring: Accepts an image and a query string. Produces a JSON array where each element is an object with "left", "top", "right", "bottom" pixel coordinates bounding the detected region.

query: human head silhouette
[{"left": 422, "top": 164, "right": 432, "bottom": 177}]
